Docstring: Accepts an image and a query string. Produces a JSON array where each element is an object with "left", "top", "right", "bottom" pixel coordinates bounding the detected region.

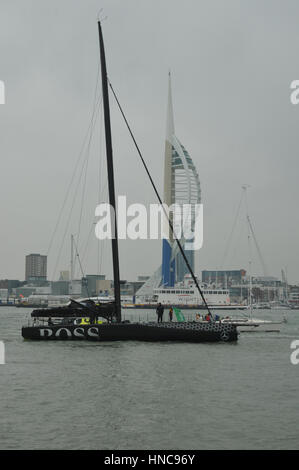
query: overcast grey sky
[{"left": 0, "top": 0, "right": 299, "bottom": 283}]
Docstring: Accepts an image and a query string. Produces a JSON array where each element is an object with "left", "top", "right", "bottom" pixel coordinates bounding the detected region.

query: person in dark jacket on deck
[{"left": 156, "top": 303, "right": 164, "bottom": 323}]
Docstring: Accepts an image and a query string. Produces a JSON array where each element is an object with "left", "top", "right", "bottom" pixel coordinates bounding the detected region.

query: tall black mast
[{"left": 98, "top": 21, "right": 121, "bottom": 322}]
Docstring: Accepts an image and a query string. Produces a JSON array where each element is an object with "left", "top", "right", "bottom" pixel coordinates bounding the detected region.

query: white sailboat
[{"left": 223, "top": 186, "right": 287, "bottom": 331}]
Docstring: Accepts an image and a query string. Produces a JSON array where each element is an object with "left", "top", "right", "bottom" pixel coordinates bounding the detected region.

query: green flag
[{"left": 173, "top": 307, "right": 186, "bottom": 322}]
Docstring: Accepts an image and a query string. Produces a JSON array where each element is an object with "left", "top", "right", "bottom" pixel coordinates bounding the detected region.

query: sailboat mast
[
  {"left": 243, "top": 185, "right": 253, "bottom": 319},
  {"left": 248, "top": 248, "right": 253, "bottom": 319},
  {"left": 70, "top": 234, "right": 74, "bottom": 295},
  {"left": 98, "top": 21, "right": 121, "bottom": 322}
]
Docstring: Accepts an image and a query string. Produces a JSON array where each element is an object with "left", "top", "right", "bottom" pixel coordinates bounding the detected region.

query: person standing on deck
[
  {"left": 169, "top": 307, "right": 173, "bottom": 322},
  {"left": 156, "top": 303, "right": 164, "bottom": 323}
]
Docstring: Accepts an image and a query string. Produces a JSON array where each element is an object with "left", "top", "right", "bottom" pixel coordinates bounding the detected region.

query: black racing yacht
[{"left": 22, "top": 21, "right": 237, "bottom": 343}]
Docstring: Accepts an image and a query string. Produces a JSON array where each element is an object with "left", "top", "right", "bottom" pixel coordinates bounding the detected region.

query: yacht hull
[{"left": 22, "top": 322, "right": 238, "bottom": 342}]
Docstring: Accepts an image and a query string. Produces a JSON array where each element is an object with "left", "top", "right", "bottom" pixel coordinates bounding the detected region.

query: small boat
[{"left": 22, "top": 21, "right": 238, "bottom": 343}]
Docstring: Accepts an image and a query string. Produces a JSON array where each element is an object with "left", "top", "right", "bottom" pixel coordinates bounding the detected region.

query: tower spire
[
  {"left": 166, "top": 71, "right": 175, "bottom": 143},
  {"left": 162, "top": 71, "right": 176, "bottom": 287}
]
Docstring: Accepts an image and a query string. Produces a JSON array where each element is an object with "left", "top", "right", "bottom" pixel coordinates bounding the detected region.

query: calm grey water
[{"left": 0, "top": 307, "right": 298, "bottom": 450}]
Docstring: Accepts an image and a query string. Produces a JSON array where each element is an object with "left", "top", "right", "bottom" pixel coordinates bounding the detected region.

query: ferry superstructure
[{"left": 153, "top": 286, "right": 231, "bottom": 307}]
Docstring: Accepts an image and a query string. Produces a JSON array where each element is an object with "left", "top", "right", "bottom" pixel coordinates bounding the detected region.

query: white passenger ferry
[
  {"left": 152, "top": 275, "right": 245, "bottom": 309},
  {"left": 153, "top": 286, "right": 230, "bottom": 307}
]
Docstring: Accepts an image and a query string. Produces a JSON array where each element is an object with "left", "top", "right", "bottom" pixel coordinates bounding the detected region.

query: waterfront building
[
  {"left": 25, "top": 254, "right": 47, "bottom": 282},
  {"left": 289, "top": 285, "right": 299, "bottom": 306},
  {"left": 0, "top": 289, "right": 8, "bottom": 302},
  {"left": 81, "top": 275, "right": 109, "bottom": 297},
  {"left": 0, "top": 279, "right": 24, "bottom": 293},
  {"left": 202, "top": 269, "right": 246, "bottom": 287},
  {"left": 51, "top": 281, "right": 70, "bottom": 296}
]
